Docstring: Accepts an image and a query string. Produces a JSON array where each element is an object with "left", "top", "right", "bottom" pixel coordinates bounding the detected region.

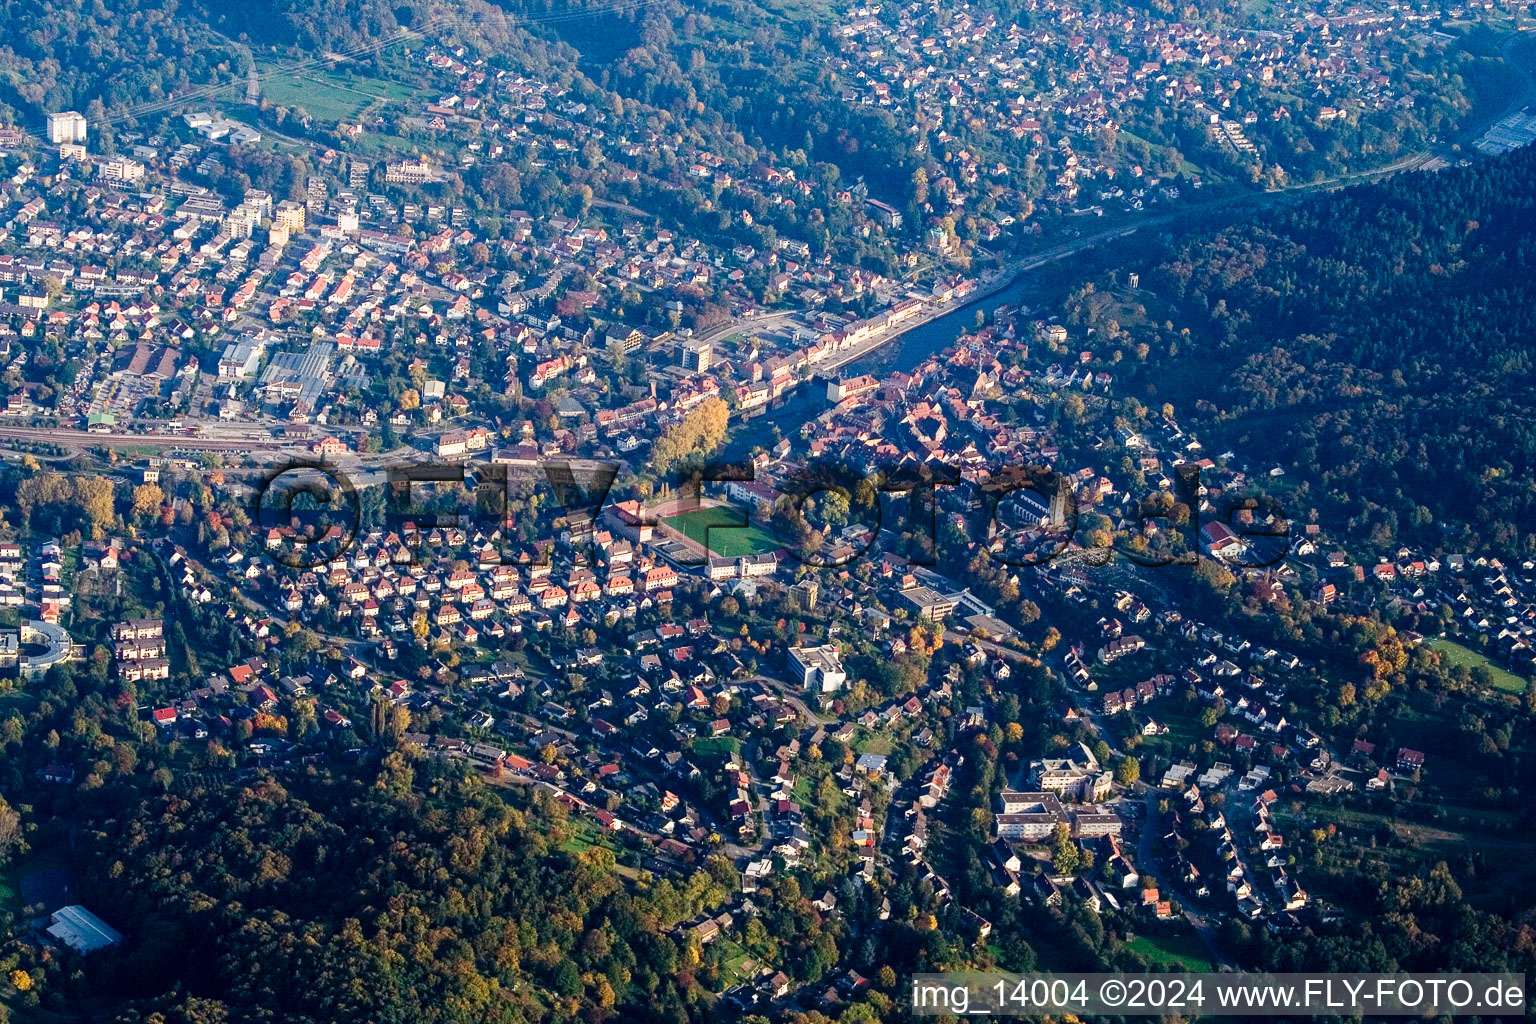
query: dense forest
[
  {"left": 1066, "top": 145, "right": 1536, "bottom": 558},
  {"left": 192, "top": 0, "right": 520, "bottom": 53},
  {"left": 78, "top": 772, "right": 730, "bottom": 1024},
  {"left": 0, "top": 0, "right": 238, "bottom": 131}
]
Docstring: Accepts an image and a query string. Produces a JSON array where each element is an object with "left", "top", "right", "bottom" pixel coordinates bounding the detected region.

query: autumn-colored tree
[
  {"left": 648, "top": 397, "right": 729, "bottom": 478},
  {"left": 0, "top": 795, "right": 20, "bottom": 862},
  {"left": 1115, "top": 755, "right": 1140, "bottom": 786},
  {"left": 131, "top": 482, "right": 164, "bottom": 517}
]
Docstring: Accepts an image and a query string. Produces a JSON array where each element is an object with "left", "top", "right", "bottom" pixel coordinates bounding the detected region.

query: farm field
[{"left": 256, "top": 64, "right": 421, "bottom": 121}]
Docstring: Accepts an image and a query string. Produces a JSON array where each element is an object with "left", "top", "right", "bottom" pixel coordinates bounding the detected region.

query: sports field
[{"left": 662, "top": 506, "right": 781, "bottom": 557}]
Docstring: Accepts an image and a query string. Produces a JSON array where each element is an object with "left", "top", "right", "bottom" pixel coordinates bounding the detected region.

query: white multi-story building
[
  {"left": 681, "top": 338, "right": 713, "bottom": 372},
  {"left": 97, "top": 157, "right": 145, "bottom": 184},
  {"left": 218, "top": 338, "right": 263, "bottom": 380},
  {"left": 789, "top": 644, "right": 846, "bottom": 693},
  {"left": 47, "top": 110, "right": 88, "bottom": 145}
]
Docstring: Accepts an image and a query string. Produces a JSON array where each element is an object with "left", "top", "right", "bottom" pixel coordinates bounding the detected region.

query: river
[{"left": 723, "top": 265, "right": 1046, "bottom": 458}]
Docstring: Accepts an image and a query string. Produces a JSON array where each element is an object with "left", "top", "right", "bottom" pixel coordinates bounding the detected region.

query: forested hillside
[
  {"left": 0, "top": 0, "right": 515, "bottom": 130},
  {"left": 192, "top": 0, "right": 516, "bottom": 52},
  {"left": 1069, "top": 146, "right": 1536, "bottom": 558},
  {"left": 0, "top": 0, "right": 239, "bottom": 126},
  {"left": 71, "top": 769, "right": 817, "bottom": 1024}
]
